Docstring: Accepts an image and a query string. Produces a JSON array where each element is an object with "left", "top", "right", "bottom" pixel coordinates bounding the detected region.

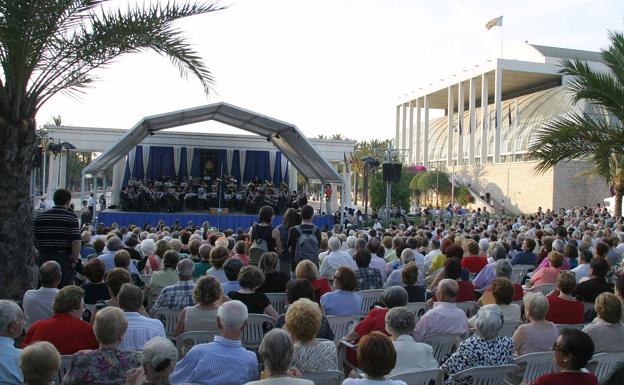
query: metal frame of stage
[{"left": 97, "top": 210, "right": 335, "bottom": 231}]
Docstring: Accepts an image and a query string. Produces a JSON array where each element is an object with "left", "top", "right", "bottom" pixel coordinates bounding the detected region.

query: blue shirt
[
  {"left": 222, "top": 281, "right": 241, "bottom": 295},
  {"left": 0, "top": 336, "right": 22, "bottom": 385},
  {"left": 170, "top": 336, "right": 258, "bottom": 385},
  {"left": 320, "top": 290, "right": 362, "bottom": 316},
  {"left": 510, "top": 251, "right": 537, "bottom": 266},
  {"left": 98, "top": 251, "right": 138, "bottom": 274}
]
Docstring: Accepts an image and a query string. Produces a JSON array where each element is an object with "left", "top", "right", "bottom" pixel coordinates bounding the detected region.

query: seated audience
[
  {"left": 187, "top": 238, "right": 202, "bottom": 263},
  {"left": 22, "top": 261, "right": 61, "bottom": 330},
  {"left": 173, "top": 276, "right": 223, "bottom": 336},
  {"left": 615, "top": 268, "right": 624, "bottom": 322},
  {"left": 139, "top": 239, "right": 158, "bottom": 272},
  {"left": 320, "top": 267, "right": 362, "bottom": 316},
  {"left": 228, "top": 266, "right": 279, "bottom": 320},
  {"left": 193, "top": 244, "right": 212, "bottom": 281},
  {"left": 207, "top": 245, "right": 230, "bottom": 283},
  {"left": 81, "top": 258, "right": 110, "bottom": 305},
  {"left": 152, "top": 258, "right": 195, "bottom": 310},
  {"left": 545, "top": 271, "right": 584, "bottom": 324},
  {"left": 431, "top": 257, "right": 476, "bottom": 303},
  {"left": 413, "top": 279, "right": 469, "bottom": 341},
  {"left": 478, "top": 259, "right": 523, "bottom": 305},
  {"left": 222, "top": 258, "right": 244, "bottom": 297},
  {"left": 573, "top": 257, "right": 614, "bottom": 302},
  {"left": 386, "top": 307, "right": 437, "bottom": 375},
  {"left": 98, "top": 236, "right": 126, "bottom": 272},
  {"left": 354, "top": 250, "right": 383, "bottom": 291},
  {"left": 113, "top": 250, "right": 142, "bottom": 286},
  {"left": 118, "top": 284, "right": 166, "bottom": 351},
  {"left": 533, "top": 329, "right": 598, "bottom": 385},
  {"left": 232, "top": 240, "right": 250, "bottom": 266},
  {"left": 22, "top": 285, "right": 98, "bottom": 354},
  {"left": 0, "top": 300, "right": 24, "bottom": 385},
  {"left": 473, "top": 243, "right": 507, "bottom": 290},
  {"left": 285, "top": 298, "right": 337, "bottom": 372},
  {"left": 19, "top": 341, "right": 60, "bottom": 385},
  {"left": 148, "top": 250, "right": 180, "bottom": 293},
  {"left": 257, "top": 252, "right": 290, "bottom": 293},
  {"left": 526, "top": 251, "right": 563, "bottom": 288},
  {"left": 461, "top": 240, "right": 487, "bottom": 273},
  {"left": 401, "top": 262, "right": 426, "bottom": 302},
  {"left": 94, "top": 267, "right": 133, "bottom": 316},
  {"left": 470, "top": 278, "right": 521, "bottom": 327},
  {"left": 442, "top": 307, "right": 514, "bottom": 379},
  {"left": 87, "top": 237, "right": 105, "bottom": 260},
  {"left": 513, "top": 293, "right": 558, "bottom": 356},
  {"left": 582, "top": 292, "right": 624, "bottom": 353},
  {"left": 247, "top": 329, "right": 313, "bottom": 385},
  {"left": 319, "top": 236, "right": 357, "bottom": 280},
  {"left": 385, "top": 248, "right": 418, "bottom": 288},
  {"left": 510, "top": 237, "right": 537, "bottom": 266},
  {"left": 80, "top": 230, "right": 96, "bottom": 259},
  {"left": 126, "top": 337, "right": 178, "bottom": 385},
  {"left": 295, "top": 260, "right": 331, "bottom": 300},
  {"left": 170, "top": 300, "right": 259, "bottom": 385},
  {"left": 342, "top": 332, "right": 406, "bottom": 385},
  {"left": 62, "top": 307, "right": 141, "bottom": 385},
  {"left": 277, "top": 279, "right": 334, "bottom": 340},
  {"left": 570, "top": 249, "right": 592, "bottom": 282}
]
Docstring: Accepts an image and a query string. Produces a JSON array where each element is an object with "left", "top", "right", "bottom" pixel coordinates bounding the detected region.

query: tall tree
[
  {"left": 529, "top": 31, "right": 624, "bottom": 217},
  {"left": 0, "top": 0, "right": 224, "bottom": 300}
]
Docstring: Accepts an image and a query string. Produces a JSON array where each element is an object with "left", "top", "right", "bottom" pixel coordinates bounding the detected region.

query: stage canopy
[{"left": 83, "top": 102, "right": 343, "bottom": 184}]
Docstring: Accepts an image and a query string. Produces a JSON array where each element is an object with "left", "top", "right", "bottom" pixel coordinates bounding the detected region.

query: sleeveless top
[
  {"left": 184, "top": 306, "right": 219, "bottom": 332},
  {"left": 277, "top": 224, "right": 291, "bottom": 262},
  {"left": 252, "top": 224, "right": 276, "bottom": 252}
]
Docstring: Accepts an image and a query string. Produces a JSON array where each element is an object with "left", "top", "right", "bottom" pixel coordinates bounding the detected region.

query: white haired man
[
  {"left": 0, "top": 300, "right": 24, "bottom": 385},
  {"left": 152, "top": 259, "right": 195, "bottom": 311},
  {"left": 413, "top": 279, "right": 469, "bottom": 341},
  {"left": 170, "top": 300, "right": 258, "bottom": 385},
  {"left": 319, "top": 236, "right": 357, "bottom": 280}
]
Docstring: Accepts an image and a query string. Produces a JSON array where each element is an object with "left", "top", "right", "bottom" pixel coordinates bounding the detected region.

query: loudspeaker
[
  {"left": 382, "top": 163, "right": 393, "bottom": 182},
  {"left": 392, "top": 163, "right": 402, "bottom": 181},
  {"left": 382, "top": 163, "right": 402, "bottom": 182}
]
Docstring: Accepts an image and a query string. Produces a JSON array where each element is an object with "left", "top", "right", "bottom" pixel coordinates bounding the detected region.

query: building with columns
[{"left": 395, "top": 44, "right": 610, "bottom": 213}]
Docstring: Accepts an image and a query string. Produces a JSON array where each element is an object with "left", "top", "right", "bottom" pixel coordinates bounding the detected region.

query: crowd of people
[{"left": 2, "top": 188, "right": 624, "bottom": 385}]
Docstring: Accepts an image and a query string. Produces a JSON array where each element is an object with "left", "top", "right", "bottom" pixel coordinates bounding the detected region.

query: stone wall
[{"left": 552, "top": 161, "right": 610, "bottom": 210}]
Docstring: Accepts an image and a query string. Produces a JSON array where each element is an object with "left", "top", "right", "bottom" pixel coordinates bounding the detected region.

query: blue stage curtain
[
  {"left": 190, "top": 148, "right": 201, "bottom": 178},
  {"left": 178, "top": 147, "right": 188, "bottom": 181},
  {"left": 273, "top": 152, "right": 282, "bottom": 186},
  {"left": 133, "top": 146, "right": 144, "bottom": 180},
  {"left": 146, "top": 146, "right": 175, "bottom": 180},
  {"left": 244, "top": 150, "right": 270, "bottom": 183},
  {"left": 231, "top": 149, "right": 241, "bottom": 184},
  {"left": 284, "top": 160, "right": 289, "bottom": 184},
  {"left": 123, "top": 157, "right": 131, "bottom": 186},
  {"left": 218, "top": 149, "right": 228, "bottom": 177}
]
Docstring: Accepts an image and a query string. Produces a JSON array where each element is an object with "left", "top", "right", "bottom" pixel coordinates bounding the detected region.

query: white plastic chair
[
  {"left": 265, "top": 292, "right": 287, "bottom": 315},
  {"left": 242, "top": 314, "right": 275, "bottom": 349},
  {"left": 405, "top": 302, "right": 428, "bottom": 320},
  {"left": 511, "top": 265, "right": 535, "bottom": 284},
  {"left": 450, "top": 364, "right": 519, "bottom": 385},
  {"left": 139, "top": 273, "right": 151, "bottom": 284},
  {"left": 82, "top": 303, "right": 96, "bottom": 322},
  {"left": 554, "top": 323, "right": 585, "bottom": 333},
  {"left": 422, "top": 333, "right": 460, "bottom": 364},
  {"left": 175, "top": 330, "right": 218, "bottom": 357},
  {"left": 326, "top": 315, "right": 357, "bottom": 342},
  {"left": 497, "top": 320, "right": 523, "bottom": 337},
  {"left": 586, "top": 352, "right": 624, "bottom": 383},
  {"left": 510, "top": 351, "right": 558, "bottom": 385},
  {"left": 152, "top": 307, "right": 180, "bottom": 339},
  {"left": 147, "top": 288, "right": 161, "bottom": 310},
  {"left": 356, "top": 289, "right": 384, "bottom": 315},
  {"left": 455, "top": 301, "right": 479, "bottom": 317},
  {"left": 301, "top": 370, "right": 345, "bottom": 385},
  {"left": 56, "top": 354, "right": 73, "bottom": 384},
  {"left": 525, "top": 284, "right": 555, "bottom": 296},
  {"left": 387, "top": 368, "right": 444, "bottom": 385}
]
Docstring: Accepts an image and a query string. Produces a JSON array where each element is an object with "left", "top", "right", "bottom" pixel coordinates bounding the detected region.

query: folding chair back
[
  {"left": 152, "top": 307, "right": 180, "bottom": 339},
  {"left": 301, "top": 370, "right": 345, "bottom": 385},
  {"left": 175, "top": 330, "right": 218, "bottom": 357},
  {"left": 242, "top": 314, "right": 275, "bottom": 349},
  {"left": 513, "top": 352, "right": 558, "bottom": 385},
  {"left": 265, "top": 293, "right": 288, "bottom": 315},
  {"left": 451, "top": 364, "right": 519, "bottom": 385},
  {"left": 326, "top": 315, "right": 357, "bottom": 341},
  {"left": 57, "top": 355, "right": 73, "bottom": 385},
  {"left": 423, "top": 334, "right": 460, "bottom": 364},
  {"left": 356, "top": 289, "right": 384, "bottom": 315},
  {"left": 387, "top": 368, "right": 445, "bottom": 385},
  {"left": 497, "top": 320, "right": 523, "bottom": 337},
  {"left": 587, "top": 352, "right": 624, "bottom": 383}
]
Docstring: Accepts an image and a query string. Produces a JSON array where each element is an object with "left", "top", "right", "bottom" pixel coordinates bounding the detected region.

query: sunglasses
[{"left": 551, "top": 343, "right": 567, "bottom": 353}]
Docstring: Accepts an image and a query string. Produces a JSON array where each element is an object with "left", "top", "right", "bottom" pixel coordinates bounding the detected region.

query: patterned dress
[
  {"left": 441, "top": 336, "right": 514, "bottom": 385},
  {"left": 292, "top": 340, "right": 338, "bottom": 372},
  {"left": 62, "top": 349, "right": 142, "bottom": 385}
]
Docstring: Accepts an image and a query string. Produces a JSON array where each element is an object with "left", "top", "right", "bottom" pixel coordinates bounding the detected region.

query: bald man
[
  {"left": 412, "top": 279, "right": 469, "bottom": 341},
  {"left": 22, "top": 261, "right": 61, "bottom": 330}
]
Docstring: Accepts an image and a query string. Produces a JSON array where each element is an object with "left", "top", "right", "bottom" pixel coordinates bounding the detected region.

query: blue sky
[{"left": 38, "top": 0, "right": 624, "bottom": 140}]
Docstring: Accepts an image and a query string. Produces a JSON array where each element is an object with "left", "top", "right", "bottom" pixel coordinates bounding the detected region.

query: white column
[
  {"left": 447, "top": 86, "right": 455, "bottom": 167},
  {"left": 330, "top": 182, "right": 338, "bottom": 214},
  {"left": 423, "top": 95, "right": 430, "bottom": 166},
  {"left": 415, "top": 98, "right": 421, "bottom": 164},
  {"left": 408, "top": 101, "right": 414, "bottom": 164},
  {"left": 511, "top": 98, "right": 519, "bottom": 160},
  {"left": 481, "top": 73, "right": 489, "bottom": 163},
  {"left": 457, "top": 83, "right": 465, "bottom": 166},
  {"left": 58, "top": 152, "right": 68, "bottom": 189},
  {"left": 468, "top": 77, "right": 477, "bottom": 165},
  {"left": 494, "top": 65, "right": 503, "bottom": 163},
  {"left": 395, "top": 105, "right": 401, "bottom": 148},
  {"left": 111, "top": 158, "right": 125, "bottom": 206},
  {"left": 343, "top": 169, "right": 352, "bottom": 208},
  {"left": 288, "top": 163, "right": 298, "bottom": 191},
  {"left": 47, "top": 154, "right": 60, "bottom": 196},
  {"left": 401, "top": 103, "right": 408, "bottom": 151}
]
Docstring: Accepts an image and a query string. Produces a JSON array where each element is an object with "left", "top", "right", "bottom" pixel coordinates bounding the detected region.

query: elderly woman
[
  {"left": 126, "top": 337, "right": 178, "bottom": 385},
  {"left": 173, "top": 276, "right": 223, "bottom": 336},
  {"left": 342, "top": 332, "right": 407, "bottom": 385},
  {"left": 442, "top": 307, "right": 514, "bottom": 381},
  {"left": 469, "top": 278, "right": 521, "bottom": 327},
  {"left": 284, "top": 298, "right": 337, "bottom": 372},
  {"left": 295, "top": 260, "right": 331, "bottom": 300},
  {"left": 148, "top": 250, "right": 179, "bottom": 292},
  {"left": 401, "top": 262, "right": 426, "bottom": 303},
  {"left": 207, "top": 246, "right": 230, "bottom": 283},
  {"left": 63, "top": 307, "right": 141, "bottom": 385},
  {"left": 277, "top": 279, "right": 334, "bottom": 340},
  {"left": 545, "top": 271, "right": 584, "bottom": 324},
  {"left": 513, "top": 293, "right": 558, "bottom": 356},
  {"left": 247, "top": 329, "right": 314, "bottom": 385},
  {"left": 257, "top": 252, "right": 290, "bottom": 293},
  {"left": 320, "top": 267, "right": 362, "bottom": 316},
  {"left": 19, "top": 341, "right": 60, "bottom": 385},
  {"left": 533, "top": 329, "right": 598, "bottom": 385},
  {"left": 139, "top": 239, "right": 158, "bottom": 272},
  {"left": 228, "top": 266, "right": 279, "bottom": 320},
  {"left": 386, "top": 307, "right": 437, "bottom": 375},
  {"left": 526, "top": 251, "right": 563, "bottom": 288},
  {"left": 582, "top": 292, "right": 624, "bottom": 352},
  {"left": 477, "top": 260, "right": 523, "bottom": 305}
]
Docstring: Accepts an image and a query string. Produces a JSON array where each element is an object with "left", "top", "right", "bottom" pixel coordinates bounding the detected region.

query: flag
[
  {"left": 507, "top": 104, "right": 512, "bottom": 126},
  {"left": 515, "top": 99, "right": 520, "bottom": 127},
  {"left": 485, "top": 16, "right": 503, "bottom": 30},
  {"left": 459, "top": 119, "right": 463, "bottom": 136},
  {"left": 343, "top": 152, "right": 350, "bottom": 173}
]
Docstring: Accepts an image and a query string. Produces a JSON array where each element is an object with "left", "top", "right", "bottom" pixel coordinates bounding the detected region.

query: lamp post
[{"left": 431, "top": 167, "right": 439, "bottom": 208}]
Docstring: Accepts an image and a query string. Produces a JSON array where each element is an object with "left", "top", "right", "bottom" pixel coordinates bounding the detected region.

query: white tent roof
[{"left": 83, "top": 102, "right": 343, "bottom": 184}]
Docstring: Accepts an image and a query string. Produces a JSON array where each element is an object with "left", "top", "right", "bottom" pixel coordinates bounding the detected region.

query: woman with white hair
[
  {"left": 126, "top": 337, "right": 178, "bottom": 385},
  {"left": 19, "top": 341, "right": 60, "bottom": 385},
  {"left": 319, "top": 236, "right": 357, "bottom": 280},
  {"left": 442, "top": 307, "right": 514, "bottom": 380},
  {"left": 386, "top": 307, "right": 437, "bottom": 375},
  {"left": 139, "top": 239, "right": 159, "bottom": 273},
  {"left": 513, "top": 293, "right": 558, "bottom": 356}
]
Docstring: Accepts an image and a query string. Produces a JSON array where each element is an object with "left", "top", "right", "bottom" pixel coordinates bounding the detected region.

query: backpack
[
  {"left": 249, "top": 225, "right": 269, "bottom": 266},
  {"left": 293, "top": 225, "right": 320, "bottom": 265}
]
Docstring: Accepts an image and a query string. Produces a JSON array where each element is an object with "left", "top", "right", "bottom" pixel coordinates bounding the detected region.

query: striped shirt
[
  {"left": 119, "top": 312, "right": 166, "bottom": 351},
  {"left": 152, "top": 280, "right": 195, "bottom": 311},
  {"left": 33, "top": 206, "right": 80, "bottom": 254},
  {"left": 170, "top": 336, "right": 258, "bottom": 385}
]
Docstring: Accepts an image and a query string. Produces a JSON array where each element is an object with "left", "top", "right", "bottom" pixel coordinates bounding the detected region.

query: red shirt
[
  {"left": 545, "top": 294, "right": 584, "bottom": 324},
  {"left": 534, "top": 372, "right": 598, "bottom": 385},
  {"left": 512, "top": 283, "right": 524, "bottom": 301},
  {"left": 354, "top": 307, "right": 390, "bottom": 342},
  {"left": 311, "top": 278, "right": 331, "bottom": 301},
  {"left": 22, "top": 313, "right": 98, "bottom": 354},
  {"left": 461, "top": 255, "right": 488, "bottom": 273},
  {"left": 456, "top": 280, "right": 477, "bottom": 302}
]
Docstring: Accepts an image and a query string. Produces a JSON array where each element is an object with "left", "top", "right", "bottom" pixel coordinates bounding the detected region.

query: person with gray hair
[
  {"left": 413, "top": 279, "right": 469, "bottom": 341},
  {"left": 386, "top": 307, "right": 438, "bottom": 375},
  {"left": 19, "top": 341, "right": 60, "bottom": 385},
  {"left": 247, "top": 329, "right": 314, "bottom": 385},
  {"left": 477, "top": 259, "right": 524, "bottom": 305},
  {"left": 384, "top": 248, "right": 420, "bottom": 288},
  {"left": 0, "top": 300, "right": 24, "bottom": 384},
  {"left": 442, "top": 306, "right": 514, "bottom": 378},
  {"left": 473, "top": 243, "right": 508, "bottom": 290},
  {"left": 152, "top": 258, "right": 195, "bottom": 311},
  {"left": 346, "top": 235, "right": 357, "bottom": 256},
  {"left": 98, "top": 236, "right": 124, "bottom": 272},
  {"left": 22, "top": 260, "right": 61, "bottom": 330},
  {"left": 126, "top": 337, "right": 178, "bottom": 385},
  {"left": 118, "top": 284, "right": 166, "bottom": 351},
  {"left": 170, "top": 300, "right": 259, "bottom": 385},
  {"left": 319, "top": 236, "right": 357, "bottom": 280},
  {"left": 513, "top": 293, "right": 558, "bottom": 356}
]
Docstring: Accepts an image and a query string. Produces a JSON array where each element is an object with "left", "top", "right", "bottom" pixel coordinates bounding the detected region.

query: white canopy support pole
[
  {"left": 102, "top": 173, "right": 108, "bottom": 211},
  {"left": 319, "top": 181, "right": 324, "bottom": 216},
  {"left": 340, "top": 181, "right": 345, "bottom": 229},
  {"left": 80, "top": 172, "right": 86, "bottom": 205}
]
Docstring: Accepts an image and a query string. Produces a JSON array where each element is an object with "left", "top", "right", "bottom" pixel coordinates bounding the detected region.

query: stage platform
[{"left": 97, "top": 210, "right": 335, "bottom": 230}]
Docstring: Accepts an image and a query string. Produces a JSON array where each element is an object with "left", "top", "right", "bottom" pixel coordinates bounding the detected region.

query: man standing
[
  {"left": 287, "top": 205, "right": 321, "bottom": 268},
  {"left": 0, "top": 300, "right": 24, "bottom": 385},
  {"left": 33, "top": 189, "right": 80, "bottom": 287},
  {"left": 324, "top": 184, "right": 332, "bottom": 214}
]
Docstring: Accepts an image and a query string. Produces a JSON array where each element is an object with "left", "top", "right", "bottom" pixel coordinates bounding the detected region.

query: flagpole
[{"left": 500, "top": 23, "right": 504, "bottom": 58}]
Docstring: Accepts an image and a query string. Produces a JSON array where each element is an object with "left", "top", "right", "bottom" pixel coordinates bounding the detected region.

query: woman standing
[{"left": 249, "top": 206, "right": 282, "bottom": 266}]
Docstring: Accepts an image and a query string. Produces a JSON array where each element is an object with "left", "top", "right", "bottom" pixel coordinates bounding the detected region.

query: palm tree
[
  {"left": 529, "top": 31, "right": 624, "bottom": 217},
  {"left": 316, "top": 134, "right": 327, "bottom": 139},
  {"left": 330, "top": 133, "right": 346, "bottom": 140},
  {"left": 0, "top": 0, "right": 224, "bottom": 300}
]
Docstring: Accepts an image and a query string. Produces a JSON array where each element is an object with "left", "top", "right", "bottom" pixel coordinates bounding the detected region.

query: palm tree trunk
[
  {"left": 0, "top": 118, "right": 37, "bottom": 300},
  {"left": 354, "top": 173, "right": 358, "bottom": 205},
  {"left": 615, "top": 185, "right": 624, "bottom": 218}
]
